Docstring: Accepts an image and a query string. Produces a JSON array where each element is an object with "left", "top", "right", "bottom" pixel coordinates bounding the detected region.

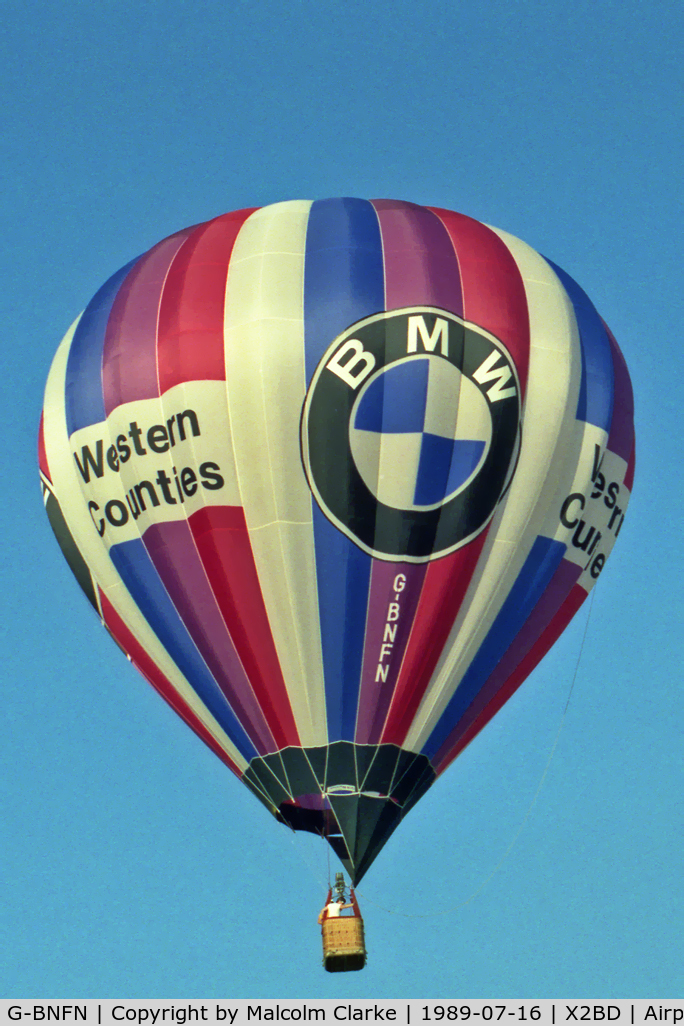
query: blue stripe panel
[
  {"left": 304, "top": 198, "right": 385, "bottom": 741},
  {"left": 422, "top": 536, "right": 566, "bottom": 760},
  {"left": 545, "top": 258, "right": 614, "bottom": 431},
  {"left": 304, "top": 198, "right": 385, "bottom": 381},
  {"left": 65, "top": 258, "right": 140, "bottom": 435},
  {"left": 109, "top": 538, "right": 258, "bottom": 761},
  {"left": 311, "top": 507, "right": 374, "bottom": 740},
  {"left": 415, "top": 434, "right": 485, "bottom": 505},
  {"left": 355, "top": 360, "right": 429, "bottom": 433}
]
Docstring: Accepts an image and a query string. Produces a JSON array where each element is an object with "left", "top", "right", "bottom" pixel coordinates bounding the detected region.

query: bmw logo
[{"left": 301, "top": 307, "right": 521, "bottom": 562}]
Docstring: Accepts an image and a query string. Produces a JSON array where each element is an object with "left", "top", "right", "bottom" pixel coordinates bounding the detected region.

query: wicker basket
[{"left": 322, "top": 916, "right": 367, "bottom": 972}]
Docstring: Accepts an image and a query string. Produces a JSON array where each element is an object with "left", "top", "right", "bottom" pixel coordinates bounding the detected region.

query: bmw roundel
[{"left": 301, "top": 307, "right": 522, "bottom": 562}]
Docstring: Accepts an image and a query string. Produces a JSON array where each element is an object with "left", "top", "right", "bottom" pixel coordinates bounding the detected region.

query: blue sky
[{"left": 2, "top": 0, "right": 682, "bottom": 999}]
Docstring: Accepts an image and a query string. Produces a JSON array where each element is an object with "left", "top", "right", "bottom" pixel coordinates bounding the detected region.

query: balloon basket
[{"left": 322, "top": 917, "right": 367, "bottom": 972}]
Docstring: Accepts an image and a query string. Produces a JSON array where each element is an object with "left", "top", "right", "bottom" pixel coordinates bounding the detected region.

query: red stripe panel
[
  {"left": 140, "top": 519, "right": 278, "bottom": 756},
  {"left": 98, "top": 587, "right": 243, "bottom": 778},
  {"left": 157, "top": 208, "right": 259, "bottom": 393},
  {"left": 38, "top": 411, "right": 51, "bottom": 483},
  {"left": 432, "top": 581, "right": 588, "bottom": 776},
  {"left": 380, "top": 531, "right": 490, "bottom": 746},
  {"left": 428, "top": 208, "right": 530, "bottom": 398},
  {"left": 189, "top": 505, "right": 300, "bottom": 748}
]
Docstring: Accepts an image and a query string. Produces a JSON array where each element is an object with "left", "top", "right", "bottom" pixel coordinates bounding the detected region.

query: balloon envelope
[{"left": 39, "top": 199, "right": 635, "bottom": 883}]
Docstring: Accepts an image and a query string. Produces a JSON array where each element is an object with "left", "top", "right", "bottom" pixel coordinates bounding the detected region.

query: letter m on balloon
[{"left": 407, "top": 314, "right": 449, "bottom": 355}]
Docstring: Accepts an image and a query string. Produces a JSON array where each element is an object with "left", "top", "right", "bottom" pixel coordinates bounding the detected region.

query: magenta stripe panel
[
  {"left": 355, "top": 561, "right": 427, "bottom": 744},
  {"left": 103, "top": 231, "right": 194, "bottom": 414},
  {"left": 371, "top": 200, "right": 464, "bottom": 314},
  {"left": 142, "top": 520, "right": 277, "bottom": 755}
]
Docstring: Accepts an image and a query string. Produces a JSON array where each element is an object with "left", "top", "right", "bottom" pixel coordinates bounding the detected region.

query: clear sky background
[{"left": 2, "top": 0, "right": 682, "bottom": 1000}]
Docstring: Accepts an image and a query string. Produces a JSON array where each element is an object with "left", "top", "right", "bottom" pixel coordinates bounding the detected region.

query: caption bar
[{"left": 1, "top": 1003, "right": 683, "bottom": 1025}]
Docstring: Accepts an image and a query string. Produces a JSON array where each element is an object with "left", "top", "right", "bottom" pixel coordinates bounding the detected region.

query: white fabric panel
[
  {"left": 223, "top": 201, "right": 328, "bottom": 746},
  {"left": 42, "top": 322, "right": 249, "bottom": 773},
  {"left": 549, "top": 423, "right": 630, "bottom": 591},
  {"left": 351, "top": 430, "right": 423, "bottom": 509},
  {"left": 69, "top": 382, "right": 242, "bottom": 545},
  {"left": 405, "top": 232, "right": 583, "bottom": 750}
]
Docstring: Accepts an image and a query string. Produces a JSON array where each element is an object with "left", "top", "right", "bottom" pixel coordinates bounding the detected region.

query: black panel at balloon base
[{"left": 321, "top": 916, "right": 367, "bottom": 973}]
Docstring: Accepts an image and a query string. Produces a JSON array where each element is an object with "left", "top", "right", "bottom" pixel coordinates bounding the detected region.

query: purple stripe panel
[
  {"left": 431, "top": 554, "right": 582, "bottom": 768},
  {"left": 371, "top": 200, "right": 464, "bottom": 314},
  {"left": 355, "top": 201, "right": 465, "bottom": 745},
  {"left": 103, "top": 231, "right": 193, "bottom": 415},
  {"left": 355, "top": 561, "right": 427, "bottom": 745},
  {"left": 142, "top": 520, "right": 278, "bottom": 755},
  {"left": 604, "top": 324, "right": 635, "bottom": 465}
]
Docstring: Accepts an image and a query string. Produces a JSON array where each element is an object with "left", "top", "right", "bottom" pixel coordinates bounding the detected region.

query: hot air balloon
[{"left": 39, "top": 198, "right": 635, "bottom": 891}]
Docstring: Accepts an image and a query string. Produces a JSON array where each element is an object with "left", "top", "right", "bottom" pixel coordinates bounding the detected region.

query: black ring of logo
[{"left": 301, "top": 307, "right": 521, "bottom": 562}]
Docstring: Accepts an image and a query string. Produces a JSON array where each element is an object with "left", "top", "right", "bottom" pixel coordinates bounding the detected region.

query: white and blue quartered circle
[{"left": 349, "top": 354, "right": 492, "bottom": 511}]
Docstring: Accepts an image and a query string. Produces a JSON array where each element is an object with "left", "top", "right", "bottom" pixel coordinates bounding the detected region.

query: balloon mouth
[
  {"left": 243, "top": 742, "right": 436, "bottom": 884},
  {"left": 276, "top": 796, "right": 400, "bottom": 885}
]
